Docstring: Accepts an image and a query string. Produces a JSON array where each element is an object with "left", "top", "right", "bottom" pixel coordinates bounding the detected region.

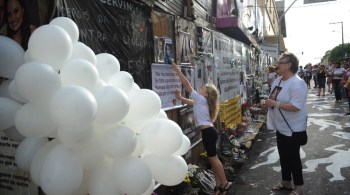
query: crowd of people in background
[
  {"left": 265, "top": 59, "right": 350, "bottom": 115},
  {"left": 294, "top": 60, "right": 350, "bottom": 113}
]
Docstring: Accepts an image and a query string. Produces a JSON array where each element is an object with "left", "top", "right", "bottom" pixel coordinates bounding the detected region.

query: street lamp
[{"left": 329, "top": 21, "right": 344, "bottom": 59}]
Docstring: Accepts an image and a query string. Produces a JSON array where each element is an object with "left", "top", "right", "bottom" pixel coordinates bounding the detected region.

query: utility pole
[
  {"left": 330, "top": 21, "right": 344, "bottom": 59},
  {"left": 277, "top": 0, "right": 298, "bottom": 55}
]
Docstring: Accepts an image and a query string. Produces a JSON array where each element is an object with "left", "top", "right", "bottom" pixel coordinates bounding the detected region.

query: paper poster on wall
[
  {"left": 179, "top": 66, "right": 195, "bottom": 99},
  {"left": 193, "top": 55, "right": 214, "bottom": 89},
  {"left": 213, "top": 32, "right": 241, "bottom": 102},
  {"left": 151, "top": 64, "right": 181, "bottom": 109},
  {"left": 151, "top": 64, "right": 195, "bottom": 109},
  {"left": 0, "top": 132, "right": 38, "bottom": 195}
]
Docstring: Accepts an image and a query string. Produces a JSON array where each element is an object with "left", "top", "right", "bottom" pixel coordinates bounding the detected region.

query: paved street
[{"left": 231, "top": 87, "right": 350, "bottom": 195}]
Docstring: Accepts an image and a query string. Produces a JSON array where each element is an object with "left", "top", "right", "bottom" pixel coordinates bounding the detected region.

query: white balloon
[
  {"left": 100, "top": 125, "right": 136, "bottom": 159},
  {"left": 142, "top": 154, "right": 187, "bottom": 186},
  {"left": 15, "top": 103, "right": 57, "bottom": 137},
  {"left": 94, "top": 79, "right": 106, "bottom": 91},
  {"left": 24, "top": 49, "right": 34, "bottom": 63},
  {"left": 131, "top": 134, "right": 144, "bottom": 157},
  {"left": 96, "top": 53, "right": 120, "bottom": 82},
  {"left": 122, "top": 118, "right": 151, "bottom": 134},
  {"left": 28, "top": 24, "right": 73, "bottom": 70},
  {"left": 113, "top": 156, "right": 152, "bottom": 195},
  {"left": 73, "top": 170, "right": 91, "bottom": 195},
  {"left": 0, "top": 35, "right": 25, "bottom": 79},
  {"left": 123, "top": 110, "right": 167, "bottom": 134},
  {"left": 0, "top": 79, "right": 12, "bottom": 98},
  {"left": 8, "top": 80, "right": 27, "bottom": 103},
  {"left": 155, "top": 109, "right": 168, "bottom": 119},
  {"left": 49, "top": 85, "right": 97, "bottom": 131},
  {"left": 93, "top": 123, "right": 111, "bottom": 137},
  {"left": 14, "top": 61, "right": 61, "bottom": 105},
  {"left": 107, "top": 71, "right": 134, "bottom": 93},
  {"left": 140, "top": 119, "right": 183, "bottom": 156},
  {"left": 141, "top": 179, "right": 155, "bottom": 195},
  {"left": 4, "top": 126, "right": 26, "bottom": 141},
  {"left": 0, "top": 97, "right": 22, "bottom": 130},
  {"left": 49, "top": 17, "right": 79, "bottom": 44},
  {"left": 60, "top": 59, "right": 99, "bottom": 91},
  {"left": 30, "top": 139, "right": 60, "bottom": 185},
  {"left": 72, "top": 137, "right": 104, "bottom": 170},
  {"left": 15, "top": 137, "right": 49, "bottom": 171},
  {"left": 57, "top": 125, "right": 94, "bottom": 148},
  {"left": 68, "top": 42, "right": 97, "bottom": 65},
  {"left": 89, "top": 159, "right": 122, "bottom": 195},
  {"left": 126, "top": 82, "right": 140, "bottom": 97},
  {"left": 174, "top": 134, "right": 191, "bottom": 156},
  {"left": 93, "top": 86, "right": 130, "bottom": 125},
  {"left": 40, "top": 144, "right": 83, "bottom": 195},
  {"left": 125, "top": 89, "right": 161, "bottom": 121},
  {"left": 46, "top": 129, "right": 58, "bottom": 139}
]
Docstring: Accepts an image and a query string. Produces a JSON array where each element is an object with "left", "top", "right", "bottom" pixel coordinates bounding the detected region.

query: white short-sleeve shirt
[
  {"left": 267, "top": 75, "right": 308, "bottom": 136},
  {"left": 191, "top": 90, "right": 213, "bottom": 127}
]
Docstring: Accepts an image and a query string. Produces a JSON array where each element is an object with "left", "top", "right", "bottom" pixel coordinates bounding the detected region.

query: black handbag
[{"left": 279, "top": 109, "right": 308, "bottom": 146}]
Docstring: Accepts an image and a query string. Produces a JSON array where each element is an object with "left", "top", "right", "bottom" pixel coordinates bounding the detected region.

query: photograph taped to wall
[
  {"left": 154, "top": 36, "right": 165, "bottom": 63},
  {"left": 197, "top": 26, "right": 213, "bottom": 54},
  {"left": 164, "top": 37, "right": 173, "bottom": 64},
  {"left": 179, "top": 31, "right": 191, "bottom": 64},
  {"left": 180, "top": 65, "right": 194, "bottom": 99},
  {"left": 193, "top": 55, "right": 214, "bottom": 89}
]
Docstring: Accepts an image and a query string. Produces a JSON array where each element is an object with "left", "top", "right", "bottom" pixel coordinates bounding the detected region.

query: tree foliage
[{"left": 328, "top": 43, "right": 350, "bottom": 62}]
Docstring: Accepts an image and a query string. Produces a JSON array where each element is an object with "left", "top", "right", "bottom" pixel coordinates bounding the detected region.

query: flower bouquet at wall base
[
  {"left": 241, "top": 102, "right": 248, "bottom": 115},
  {"left": 200, "top": 151, "right": 211, "bottom": 170},
  {"left": 227, "top": 122, "right": 247, "bottom": 138},
  {"left": 250, "top": 103, "right": 263, "bottom": 119},
  {"left": 168, "top": 164, "right": 200, "bottom": 195},
  {"left": 241, "top": 103, "right": 253, "bottom": 123}
]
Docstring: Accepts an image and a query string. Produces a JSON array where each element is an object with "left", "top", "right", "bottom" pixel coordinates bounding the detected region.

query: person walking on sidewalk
[
  {"left": 171, "top": 59, "right": 232, "bottom": 195},
  {"left": 263, "top": 65, "right": 277, "bottom": 90},
  {"left": 316, "top": 64, "right": 327, "bottom": 96},
  {"left": 331, "top": 61, "right": 345, "bottom": 102},
  {"left": 261, "top": 52, "right": 308, "bottom": 195}
]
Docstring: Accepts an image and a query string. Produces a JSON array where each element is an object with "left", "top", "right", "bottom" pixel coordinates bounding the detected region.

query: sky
[{"left": 278, "top": 0, "right": 350, "bottom": 65}]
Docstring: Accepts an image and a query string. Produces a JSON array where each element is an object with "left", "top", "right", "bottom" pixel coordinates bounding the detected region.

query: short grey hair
[{"left": 279, "top": 52, "right": 299, "bottom": 74}]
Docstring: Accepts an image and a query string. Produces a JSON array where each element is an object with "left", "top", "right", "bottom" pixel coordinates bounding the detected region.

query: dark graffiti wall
[{"left": 55, "top": 0, "right": 153, "bottom": 89}]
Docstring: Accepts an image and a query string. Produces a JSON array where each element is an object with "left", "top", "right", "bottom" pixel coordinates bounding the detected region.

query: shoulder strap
[
  {"left": 279, "top": 109, "right": 293, "bottom": 132},
  {"left": 276, "top": 79, "right": 293, "bottom": 132}
]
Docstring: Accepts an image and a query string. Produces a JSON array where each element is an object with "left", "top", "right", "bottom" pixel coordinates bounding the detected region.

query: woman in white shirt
[
  {"left": 331, "top": 61, "right": 345, "bottom": 102},
  {"left": 261, "top": 52, "right": 308, "bottom": 195}
]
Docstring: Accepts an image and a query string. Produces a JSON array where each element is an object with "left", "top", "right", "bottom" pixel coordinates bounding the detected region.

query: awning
[
  {"left": 263, "top": 35, "right": 286, "bottom": 53},
  {"left": 216, "top": 17, "right": 259, "bottom": 48}
]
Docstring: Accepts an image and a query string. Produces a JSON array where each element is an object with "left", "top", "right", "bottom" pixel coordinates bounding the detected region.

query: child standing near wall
[{"left": 171, "top": 59, "right": 232, "bottom": 195}]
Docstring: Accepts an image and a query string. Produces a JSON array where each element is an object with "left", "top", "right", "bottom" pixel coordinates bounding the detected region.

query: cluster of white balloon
[{"left": 0, "top": 17, "right": 191, "bottom": 195}]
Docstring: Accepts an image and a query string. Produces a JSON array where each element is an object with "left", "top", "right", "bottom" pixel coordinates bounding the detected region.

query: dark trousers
[
  {"left": 333, "top": 79, "right": 342, "bottom": 101},
  {"left": 345, "top": 88, "right": 350, "bottom": 107},
  {"left": 276, "top": 131, "right": 304, "bottom": 185}
]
